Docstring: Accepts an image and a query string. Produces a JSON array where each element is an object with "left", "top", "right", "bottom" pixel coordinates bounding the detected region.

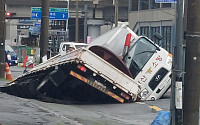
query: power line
[{"left": 0, "top": 0, "right": 5, "bottom": 79}]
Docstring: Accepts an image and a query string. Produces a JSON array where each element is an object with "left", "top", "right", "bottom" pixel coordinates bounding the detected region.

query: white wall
[
  {"left": 5, "top": 19, "right": 18, "bottom": 46},
  {"left": 128, "top": 8, "right": 175, "bottom": 30}
]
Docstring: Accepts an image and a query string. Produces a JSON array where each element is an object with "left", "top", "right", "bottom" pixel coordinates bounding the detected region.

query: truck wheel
[{"left": 151, "top": 97, "right": 156, "bottom": 101}]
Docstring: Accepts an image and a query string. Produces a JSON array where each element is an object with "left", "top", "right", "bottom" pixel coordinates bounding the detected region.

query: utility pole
[
  {"left": 84, "top": 5, "right": 88, "bottom": 44},
  {"left": 183, "top": 0, "right": 200, "bottom": 124},
  {"left": 0, "top": 0, "right": 5, "bottom": 78},
  {"left": 170, "top": 0, "right": 184, "bottom": 124},
  {"left": 66, "top": 0, "right": 69, "bottom": 41},
  {"left": 40, "top": 0, "right": 49, "bottom": 63},
  {"left": 75, "top": 0, "right": 79, "bottom": 42},
  {"left": 114, "top": 0, "right": 118, "bottom": 27}
]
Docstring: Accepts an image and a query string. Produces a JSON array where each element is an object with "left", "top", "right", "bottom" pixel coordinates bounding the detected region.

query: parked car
[{"left": 5, "top": 45, "right": 18, "bottom": 66}]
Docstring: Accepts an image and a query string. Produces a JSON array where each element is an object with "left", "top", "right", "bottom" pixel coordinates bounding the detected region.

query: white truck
[
  {"left": 88, "top": 24, "right": 172, "bottom": 101},
  {"left": 123, "top": 36, "right": 172, "bottom": 100},
  {"left": 0, "top": 25, "right": 172, "bottom": 103},
  {"left": 1, "top": 47, "right": 140, "bottom": 103}
]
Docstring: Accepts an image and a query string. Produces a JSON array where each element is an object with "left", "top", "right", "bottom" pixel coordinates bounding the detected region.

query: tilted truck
[
  {"left": 0, "top": 25, "right": 172, "bottom": 103},
  {"left": 88, "top": 24, "right": 172, "bottom": 101},
  {"left": 1, "top": 46, "right": 140, "bottom": 103}
]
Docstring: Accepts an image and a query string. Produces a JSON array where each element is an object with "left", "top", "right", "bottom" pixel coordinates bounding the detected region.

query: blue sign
[
  {"left": 33, "top": 23, "right": 41, "bottom": 27},
  {"left": 31, "top": 12, "right": 42, "bottom": 19},
  {"left": 49, "top": 12, "right": 68, "bottom": 20},
  {"left": 31, "top": 7, "right": 68, "bottom": 20},
  {"left": 29, "top": 26, "right": 40, "bottom": 36},
  {"left": 155, "top": 0, "right": 176, "bottom": 3}
]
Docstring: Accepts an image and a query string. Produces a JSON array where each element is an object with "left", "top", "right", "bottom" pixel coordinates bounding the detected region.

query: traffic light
[
  {"left": 6, "top": 12, "right": 11, "bottom": 16},
  {"left": 5, "top": 12, "right": 16, "bottom": 18}
]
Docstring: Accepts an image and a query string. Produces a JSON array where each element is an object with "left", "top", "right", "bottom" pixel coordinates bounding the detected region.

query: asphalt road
[{"left": 0, "top": 66, "right": 171, "bottom": 125}]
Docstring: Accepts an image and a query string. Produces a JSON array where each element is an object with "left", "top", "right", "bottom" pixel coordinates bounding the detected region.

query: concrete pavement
[
  {"left": 0, "top": 66, "right": 171, "bottom": 125},
  {"left": 0, "top": 91, "right": 82, "bottom": 125},
  {"left": 0, "top": 66, "right": 81, "bottom": 125}
]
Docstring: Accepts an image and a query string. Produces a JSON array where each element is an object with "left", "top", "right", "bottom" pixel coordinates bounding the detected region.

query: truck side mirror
[
  {"left": 153, "top": 33, "right": 162, "bottom": 41},
  {"left": 153, "top": 33, "right": 162, "bottom": 50}
]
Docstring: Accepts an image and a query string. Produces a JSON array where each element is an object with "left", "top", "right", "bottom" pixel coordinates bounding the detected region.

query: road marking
[
  {"left": 135, "top": 102, "right": 146, "bottom": 105},
  {"left": 149, "top": 106, "right": 162, "bottom": 111},
  {"left": 136, "top": 102, "right": 163, "bottom": 112}
]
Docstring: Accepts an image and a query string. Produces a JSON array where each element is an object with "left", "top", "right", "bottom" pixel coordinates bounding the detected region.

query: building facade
[
  {"left": 128, "top": 0, "right": 176, "bottom": 53},
  {"left": 5, "top": 0, "right": 175, "bottom": 53},
  {"left": 5, "top": 0, "right": 129, "bottom": 46}
]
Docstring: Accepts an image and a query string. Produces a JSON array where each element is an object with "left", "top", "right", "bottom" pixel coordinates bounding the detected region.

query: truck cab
[
  {"left": 123, "top": 36, "right": 172, "bottom": 100},
  {"left": 88, "top": 24, "right": 172, "bottom": 101}
]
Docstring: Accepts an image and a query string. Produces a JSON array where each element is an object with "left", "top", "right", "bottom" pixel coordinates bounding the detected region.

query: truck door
[{"left": 124, "top": 37, "right": 158, "bottom": 78}]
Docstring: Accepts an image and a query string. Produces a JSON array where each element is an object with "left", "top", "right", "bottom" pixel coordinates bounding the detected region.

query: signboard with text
[
  {"left": 19, "top": 19, "right": 38, "bottom": 23},
  {"left": 31, "top": 7, "right": 68, "bottom": 20},
  {"left": 155, "top": 0, "right": 176, "bottom": 3},
  {"left": 17, "top": 25, "right": 32, "bottom": 29}
]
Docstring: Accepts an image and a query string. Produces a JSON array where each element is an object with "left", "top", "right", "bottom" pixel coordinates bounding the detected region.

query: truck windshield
[{"left": 125, "top": 37, "right": 157, "bottom": 78}]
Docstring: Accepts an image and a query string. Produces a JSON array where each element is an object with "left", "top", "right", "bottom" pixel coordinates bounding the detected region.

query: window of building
[
  {"left": 140, "top": 26, "right": 149, "bottom": 37},
  {"left": 161, "top": 3, "right": 171, "bottom": 8},
  {"left": 151, "top": 26, "right": 160, "bottom": 44},
  {"left": 136, "top": 29, "right": 139, "bottom": 35},
  {"left": 130, "top": 0, "right": 172, "bottom": 11},
  {"left": 140, "top": 0, "right": 149, "bottom": 10},
  {"left": 162, "top": 26, "right": 171, "bottom": 52},
  {"left": 135, "top": 20, "right": 173, "bottom": 52},
  {"left": 131, "top": 0, "right": 139, "bottom": 11},
  {"left": 151, "top": 0, "right": 160, "bottom": 9}
]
